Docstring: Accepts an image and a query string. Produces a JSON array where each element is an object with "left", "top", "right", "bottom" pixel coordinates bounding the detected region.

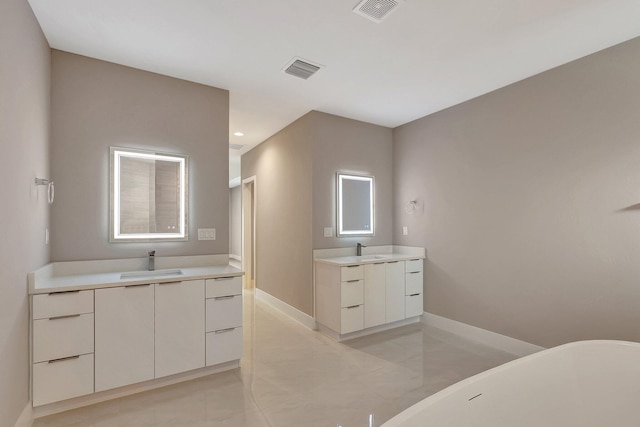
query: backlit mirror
[
  {"left": 337, "top": 173, "right": 374, "bottom": 237},
  {"left": 110, "top": 147, "right": 188, "bottom": 242}
]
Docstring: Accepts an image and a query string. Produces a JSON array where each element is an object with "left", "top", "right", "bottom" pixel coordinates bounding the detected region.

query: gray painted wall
[
  {"left": 0, "top": 0, "right": 50, "bottom": 424},
  {"left": 393, "top": 37, "right": 640, "bottom": 348},
  {"left": 242, "top": 111, "right": 392, "bottom": 315},
  {"left": 229, "top": 186, "right": 242, "bottom": 258},
  {"left": 242, "top": 114, "right": 314, "bottom": 314},
  {"left": 311, "top": 112, "right": 393, "bottom": 249},
  {"left": 50, "top": 51, "right": 230, "bottom": 261}
]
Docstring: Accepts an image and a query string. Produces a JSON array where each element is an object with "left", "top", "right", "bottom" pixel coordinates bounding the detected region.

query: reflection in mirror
[
  {"left": 110, "top": 147, "right": 188, "bottom": 242},
  {"left": 337, "top": 173, "right": 374, "bottom": 237}
]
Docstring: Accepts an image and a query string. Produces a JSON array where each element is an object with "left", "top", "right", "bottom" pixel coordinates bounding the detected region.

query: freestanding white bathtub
[{"left": 382, "top": 340, "right": 640, "bottom": 426}]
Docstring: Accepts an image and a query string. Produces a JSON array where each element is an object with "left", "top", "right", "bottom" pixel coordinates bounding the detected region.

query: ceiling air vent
[
  {"left": 283, "top": 57, "right": 322, "bottom": 80},
  {"left": 353, "top": 0, "right": 403, "bottom": 23},
  {"left": 229, "top": 144, "right": 244, "bottom": 150}
]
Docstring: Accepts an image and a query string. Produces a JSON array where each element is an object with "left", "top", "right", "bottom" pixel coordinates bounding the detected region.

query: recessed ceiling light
[{"left": 233, "top": 132, "right": 244, "bottom": 137}]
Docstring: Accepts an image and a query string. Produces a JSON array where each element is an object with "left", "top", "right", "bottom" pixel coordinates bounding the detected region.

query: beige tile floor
[{"left": 33, "top": 291, "right": 516, "bottom": 427}]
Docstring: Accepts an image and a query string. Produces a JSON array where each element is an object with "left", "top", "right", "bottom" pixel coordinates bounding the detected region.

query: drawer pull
[
  {"left": 346, "top": 265, "right": 359, "bottom": 268},
  {"left": 346, "top": 279, "right": 360, "bottom": 283},
  {"left": 158, "top": 281, "right": 181, "bottom": 285},
  {"left": 215, "top": 328, "right": 236, "bottom": 334},
  {"left": 48, "top": 290, "right": 80, "bottom": 295},
  {"left": 410, "top": 258, "right": 420, "bottom": 261},
  {"left": 409, "top": 293, "right": 421, "bottom": 297},
  {"left": 387, "top": 261, "right": 399, "bottom": 264},
  {"left": 48, "top": 314, "right": 81, "bottom": 321},
  {"left": 409, "top": 271, "right": 421, "bottom": 274},
  {"left": 125, "top": 283, "right": 152, "bottom": 288},
  {"left": 48, "top": 355, "right": 81, "bottom": 364},
  {"left": 214, "top": 295, "right": 235, "bottom": 300},
  {"left": 373, "top": 262, "right": 385, "bottom": 265},
  {"left": 346, "top": 305, "right": 360, "bottom": 309},
  {"left": 214, "top": 276, "right": 235, "bottom": 281}
]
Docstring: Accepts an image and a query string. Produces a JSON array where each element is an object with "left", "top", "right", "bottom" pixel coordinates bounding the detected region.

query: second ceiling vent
[
  {"left": 353, "top": 0, "right": 403, "bottom": 23},
  {"left": 283, "top": 57, "right": 322, "bottom": 80}
]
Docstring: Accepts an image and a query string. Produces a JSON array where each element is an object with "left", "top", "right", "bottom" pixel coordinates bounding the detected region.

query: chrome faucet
[
  {"left": 148, "top": 251, "right": 156, "bottom": 271},
  {"left": 356, "top": 243, "right": 366, "bottom": 256}
]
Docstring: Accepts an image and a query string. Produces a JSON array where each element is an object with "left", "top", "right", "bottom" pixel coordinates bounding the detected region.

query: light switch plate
[
  {"left": 402, "top": 226, "right": 408, "bottom": 236},
  {"left": 323, "top": 227, "right": 333, "bottom": 237},
  {"left": 198, "top": 228, "right": 216, "bottom": 240}
]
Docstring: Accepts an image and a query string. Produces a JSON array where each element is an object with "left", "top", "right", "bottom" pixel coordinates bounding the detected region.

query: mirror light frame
[
  {"left": 110, "top": 147, "right": 189, "bottom": 242},
  {"left": 337, "top": 172, "right": 374, "bottom": 237}
]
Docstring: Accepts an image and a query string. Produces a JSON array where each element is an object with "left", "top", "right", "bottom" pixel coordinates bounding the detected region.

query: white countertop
[
  {"left": 29, "top": 255, "right": 244, "bottom": 294},
  {"left": 314, "top": 253, "right": 424, "bottom": 266}
]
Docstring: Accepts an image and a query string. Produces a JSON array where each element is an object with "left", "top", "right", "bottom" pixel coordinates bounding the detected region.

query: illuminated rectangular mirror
[
  {"left": 110, "top": 147, "right": 188, "bottom": 242},
  {"left": 337, "top": 173, "right": 374, "bottom": 237}
]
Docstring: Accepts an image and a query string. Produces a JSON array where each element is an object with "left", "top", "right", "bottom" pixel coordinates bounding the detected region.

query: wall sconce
[{"left": 405, "top": 199, "right": 422, "bottom": 214}]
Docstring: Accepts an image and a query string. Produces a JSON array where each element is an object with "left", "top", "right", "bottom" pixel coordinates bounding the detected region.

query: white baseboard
[
  {"left": 255, "top": 288, "right": 316, "bottom": 330},
  {"left": 423, "top": 312, "right": 544, "bottom": 357},
  {"left": 14, "top": 402, "right": 32, "bottom": 427}
]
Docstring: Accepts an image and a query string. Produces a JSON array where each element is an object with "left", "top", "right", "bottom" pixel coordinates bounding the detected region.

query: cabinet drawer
[
  {"left": 340, "top": 265, "right": 363, "bottom": 282},
  {"left": 341, "top": 305, "right": 364, "bottom": 334},
  {"left": 405, "top": 293, "right": 423, "bottom": 318},
  {"left": 206, "top": 295, "right": 243, "bottom": 332},
  {"left": 405, "top": 259, "right": 423, "bottom": 273},
  {"left": 32, "top": 354, "right": 94, "bottom": 406},
  {"left": 206, "top": 276, "right": 242, "bottom": 298},
  {"left": 32, "top": 290, "right": 94, "bottom": 320},
  {"left": 206, "top": 327, "right": 243, "bottom": 367},
  {"left": 405, "top": 271, "right": 423, "bottom": 295},
  {"left": 33, "top": 313, "right": 94, "bottom": 363},
  {"left": 341, "top": 280, "right": 364, "bottom": 308}
]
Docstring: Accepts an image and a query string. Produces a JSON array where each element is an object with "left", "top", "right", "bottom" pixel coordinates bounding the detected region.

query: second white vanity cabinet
[
  {"left": 315, "top": 252, "right": 424, "bottom": 340},
  {"left": 95, "top": 284, "right": 155, "bottom": 392}
]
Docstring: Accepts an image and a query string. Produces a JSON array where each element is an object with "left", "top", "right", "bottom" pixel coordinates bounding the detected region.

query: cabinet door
[
  {"left": 95, "top": 285, "right": 155, "bottom": 392},
  {"left": 385, "top": 261, "right": 405, "bottom": 322},
  {"left": 364, "top": 263, "right": 386, "bottom": 328},
  {"left": 155, "top": 280, "right": 205, "bottom": 378}
]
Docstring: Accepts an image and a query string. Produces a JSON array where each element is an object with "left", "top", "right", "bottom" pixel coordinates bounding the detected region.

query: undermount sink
[
  {"left": 120, "top": 269, "right": 184, "bottom": 279},
  {"left": 358, "top": 254, "right": 392, "bottom": 260}
]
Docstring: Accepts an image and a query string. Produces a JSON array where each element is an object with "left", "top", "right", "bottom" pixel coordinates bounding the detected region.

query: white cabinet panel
[
  {"left": 405, "top": 259, "right": 423, "bottom": 273},
  {"left": 405, "top": 271, "right": 423, "bottom": 295},
  {"left": 364, "top": 263, "right": 386, "bottom": 328},
  {"left": 33, "top": 354, "right": 94, "bottom": 406},
  {"left": 341, "top": 305, "right": 364, "bottom": 334},
  {"left": 385, "top": 261, "right": 405, "bottom": 323},
  {"left": 340, "top": 265, "right": 363, "bottom": 282},
  {"left": 405, "top": 293, "right": 424, "bottom": 318},
  {"left": 205, "top": 276, "right": 242, "bottom": 298},
  {"left": 95, "top": 285, "right": 155, "bottom": 392},
  {"left": 206, "top": 295, "right": 243, "bottom": 332},
  {"left": 32, "top": 290, "right": 94, "bottom": 319},
  {"left": 206, "top": 327, "right": 243, "bottom": 366},
  {"left": 155, "top": 280, "right": 205, "bottom": 378},
  {"left": 33, "top": 314, "right": 94, "bottom": 363},
  {"left": 341, "top": 280, "right": 364, "bottom": 308}
]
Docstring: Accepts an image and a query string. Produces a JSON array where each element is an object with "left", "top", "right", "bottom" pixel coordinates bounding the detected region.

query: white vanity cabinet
[
  {"left": 315, "top": 252, "right": 425, "bottom": 340},
  {"left": 94, "top": 284, "right": 155, "bottom": 392},
  {"left": 155, "top": 279, "right": 206, "bottom": 377},
  {"left": 205, "top": 276, "right": 243, "bottom": 366},
  {"left": 31, "top": 290, "right": 95, "bottom": 407}
]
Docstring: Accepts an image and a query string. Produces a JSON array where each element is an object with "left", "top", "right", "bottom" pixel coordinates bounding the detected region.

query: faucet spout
[
  {"left": 148, "top": 251, "right": 156, "bottom": 271},
  {"left": 356, "top": 243, "right": 366, "bottom": 257}
]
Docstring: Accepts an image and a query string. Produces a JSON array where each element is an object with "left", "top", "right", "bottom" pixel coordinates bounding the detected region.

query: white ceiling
[{"left": 28, "top": 0, "right": 640, "bottom": 184}]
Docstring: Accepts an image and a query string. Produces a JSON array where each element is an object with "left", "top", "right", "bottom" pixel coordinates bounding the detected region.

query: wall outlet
[
  {"left": 45, "top": 228, "right": 49, "bottom": 245},
  {"left": 323, "top": 227, "right": 333, "bottom": 237},
  {"left": 402, "top": 226, "right": 408, "bottom": 236},
  {"left": 198, "top": 228, "right": 216, "bottom": 240}
]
